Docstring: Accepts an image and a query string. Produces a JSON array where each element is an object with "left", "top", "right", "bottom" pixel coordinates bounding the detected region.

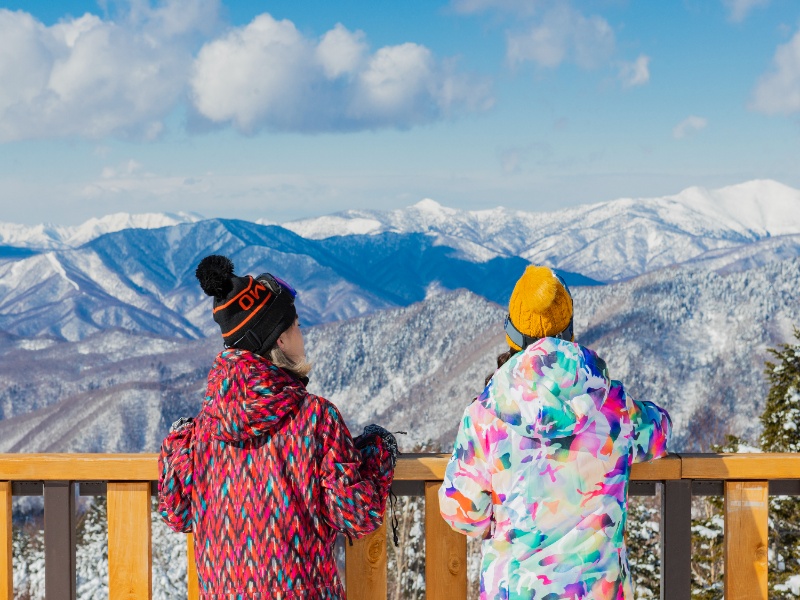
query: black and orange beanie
[
  {"left": 196, "top": 255, "right": 296, "bottom": 354},
  {"left": 504, "top": 265, "right": 574, "bottom": 351}
]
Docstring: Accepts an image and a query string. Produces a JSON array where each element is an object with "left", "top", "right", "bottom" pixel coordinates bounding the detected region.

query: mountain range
[
  {"left": 1, "top": 252, "right": 798, "bottom": 453},
  {"left": 1, "top": 178, "right": 799, "bottom": 453}
]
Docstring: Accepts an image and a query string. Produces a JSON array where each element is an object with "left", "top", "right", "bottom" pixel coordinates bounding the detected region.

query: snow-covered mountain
[
  {"left": 1, "top": 179, "right": 799, "bottom": 456},
  {"left": 2, "top": 253, "right": 797, "bottom": 453},
  {"left": 284, "top": 180, "right": 800, "bottom": 281},
  {"left": 0, "top": 212, "right": 202, "bottom": 250},
  {"left": 1, "top": 219, "right": 570, "bottom": 341}
]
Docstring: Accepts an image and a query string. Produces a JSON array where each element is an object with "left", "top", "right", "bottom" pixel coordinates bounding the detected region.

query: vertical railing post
[
  {"left": 108, "top": 482, "right": 152, "bottom": 600},
  {"left": 660, "top": 480, "right": 691, "bottom": 600},
  {"left": 724, "top": 481, "right": 768, "bottom": 600},
  {"left": 187, "top": 534, "right": 199, "bottom": 600},
  {"left": 345, "top": 521, "right": 387, "bottom": 600},
  {"left": 0, "top": 482, "right": 11, "bottom": 600},
  {"left": 44, "top": 481, "right": 76, "bottom": 600},
  {"left": 424, "top": 481, "right": 467, "bottom": 600}
]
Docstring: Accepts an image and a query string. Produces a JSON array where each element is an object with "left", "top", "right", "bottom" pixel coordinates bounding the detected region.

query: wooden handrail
[
  {"left": 0, "top": 452, "right": 693, "bottom": 481},
  {"left": 0, "top": 452, "right": 798, "bottom": 600}
]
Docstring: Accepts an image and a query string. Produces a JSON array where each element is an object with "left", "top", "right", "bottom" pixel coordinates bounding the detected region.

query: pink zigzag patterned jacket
[
  {"left": 158, "top": 348, "right": 394, "bottom": 599},
  {"left": 439, "top": 337, "right": 672, "bottom": 600}
]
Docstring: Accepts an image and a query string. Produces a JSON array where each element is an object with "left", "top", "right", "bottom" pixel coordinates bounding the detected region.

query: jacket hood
[
  {"left": 479, "top": 337, "right": 610, "bottom": 439},
  {"left": 201, "top": 348, "right": 305, "bottom": 443}
]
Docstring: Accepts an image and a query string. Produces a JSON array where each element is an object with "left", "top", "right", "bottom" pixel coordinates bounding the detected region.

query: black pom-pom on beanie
[
  {"left": 196, "top": 254, "right": 297, "bottom": 355},
  {"left": 196, "top": 255, "right": 235, "bottom": 299}
]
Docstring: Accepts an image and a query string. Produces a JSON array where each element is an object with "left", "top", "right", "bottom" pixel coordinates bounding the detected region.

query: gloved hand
[
  {"left": 355, "top": 424, "right": 403, "bottom": 468},
  {"left": 169, "top": 416, "right": 194, "bottom": 433}
]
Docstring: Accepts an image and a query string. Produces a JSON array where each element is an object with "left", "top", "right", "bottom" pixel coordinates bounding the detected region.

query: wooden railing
[{"left": 0, "top": 453, "right": 798, "bottom": 599}]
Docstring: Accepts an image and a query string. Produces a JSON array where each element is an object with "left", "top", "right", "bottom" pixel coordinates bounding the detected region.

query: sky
[{"left": 0, "top": 0, "right": 799, "bottom": 225}]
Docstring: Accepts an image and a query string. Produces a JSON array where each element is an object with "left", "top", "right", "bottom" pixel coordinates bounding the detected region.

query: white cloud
[
  {"left": 619, "top": 55, "right": 650, "bottom": 88},
  {"left": 750, "top": 29, "right": 800, "bottom": 115},
  {"left": 316, "top": 23, "right": 368, "bottom": 79},
  {"left": 722, "top": 0, "right": 770, "bottom": 22},
  {"left": 190, "top": 14, "right": 491, "bottom": 133},
  {"left": 0, "top": 2, "right": 485, "bottom": 141},
  {"left": 0, "top": 1, "right": 220, "bottom": 142},
  {"left": 506, "top": 4, "right": 614, "bottom": 70},
  {"left": 673, "top": 116, "right": 708, "bottom": 139}
]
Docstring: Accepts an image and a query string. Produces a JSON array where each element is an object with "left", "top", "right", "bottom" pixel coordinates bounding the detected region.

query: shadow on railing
[{"left": 0, "top": 453, "right": 798, "bottom": 600}]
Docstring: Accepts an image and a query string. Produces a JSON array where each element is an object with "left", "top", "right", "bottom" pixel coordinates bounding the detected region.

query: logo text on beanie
[{"left": 239, "top": 281, "right": 268, "bottom": 311}]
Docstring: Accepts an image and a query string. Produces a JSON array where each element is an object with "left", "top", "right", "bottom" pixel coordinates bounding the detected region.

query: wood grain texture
[
  {"left": 345, "top": 521, "right": 387, "bottom": 600},
  {"left": 630, "top": 455, "right": 681, "bottom": 480},
  {"left": 187, "top": 534, "right": 199, "bottom": 600},
  {"left": 0, "top": 482, "right": 11, "bottom": 600},
  {"left": 682, "top": 453, "right": 800, "bottom": 480},
  {"left": 424, "top": 482, "right": 467, "bottom": 600},
  {"left": 108, "top": 482, "right": 152, "bottom": 600},
  {"left": 0, "top": 454, "right": 159, "bottom": 481},
  {"left": 0, "top": 452, "right": 689, "bottom": 482},
  {"left": 724, "top": 481, "right": 769, "bottom": 600}
]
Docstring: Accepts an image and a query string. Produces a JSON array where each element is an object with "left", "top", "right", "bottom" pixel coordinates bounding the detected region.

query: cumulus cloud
[
  {"left": 722, "top": 0, "right": 770, "bottom": 22},
  {"left": 619, "top": 55, "right": 650, "bottom": 87},
  {"left": 506, "top": 4, "right": 614, "bottom": 70},
  {"left": 0, "top": 1, "right": 221, "bottom": 142},
  {"left": 750, "top": 29, "right": 800, "bottom": 115},
  {"left": 0, "top": 3, "right": 487, "bottom": 141},
  {"left": 673, "top": 116, "right": 708, "bottom": 139},
  {"left": 189, "top": 15, "right": 492, "bottom": 133}
]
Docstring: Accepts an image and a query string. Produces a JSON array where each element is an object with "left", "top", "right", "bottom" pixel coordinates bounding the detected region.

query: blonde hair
[{"left": 269, "top": 345, "right": 312, "bottom": 379}]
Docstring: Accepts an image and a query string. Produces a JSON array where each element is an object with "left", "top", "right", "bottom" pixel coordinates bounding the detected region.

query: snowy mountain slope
[
  {"left": 2, "top": 255, "right": 797, "bottom": 453},
  {"left": 284, "top": 180, "right": 800, "bottom": 281},
  {"left": 0, "top": 330, "right": 217, "bottom": 450},
  {"left": 0, "top": 219, "right": 552, "bottom": 341},
  {"left": 0, "top": 212, "right": 202, "bottom": 250},
  {"left": 309, "top": 256, "right": 800, "bottom": 450}
]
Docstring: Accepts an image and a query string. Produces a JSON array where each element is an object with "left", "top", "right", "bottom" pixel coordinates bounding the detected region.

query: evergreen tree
[
  {"left": 626, "top": 496, "right": 661, "bottom": 598},
  {"left": 11, "top": 521, "right": 44, "bottom": 600},
  {"left": 76, "top": 496, "right": 109, "bottom": 599},
  {"left": 760, "top": 328, "right": 800, "bottom": 598}
]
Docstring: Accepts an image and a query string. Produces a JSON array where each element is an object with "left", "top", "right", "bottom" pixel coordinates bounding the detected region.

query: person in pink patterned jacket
[{"left": 158, "top": 255, "right": 397, "bottom": 599}]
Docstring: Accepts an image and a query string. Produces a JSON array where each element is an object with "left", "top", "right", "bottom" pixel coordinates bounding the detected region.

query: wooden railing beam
[
  {"left": 345, "top": 521, "right": 387, "bottom": 600},
  {"left": 187, "top": 534, "right": 199, "bottom": 600},
  {"left": 0, "top": 481, "right": 11, "bottom": 600},
  {"left": 724, "top": 481, "right": 769, "bottom": 600},
  {"left": 108, "top": 482, "right": 152, "bottom": 600},
  {"left": 425, "top": 481, "right": 467, "bottom": 600}
]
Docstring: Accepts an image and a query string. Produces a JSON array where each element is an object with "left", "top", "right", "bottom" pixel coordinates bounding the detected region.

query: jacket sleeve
[
  {"left": 629, "top": 396, "right": 672, "bottom": 463},
  {"left": 438, "top": 401, "right": 494, "bottom": 538},
  {"left": 157, "top": 423, "right": 194, "bottom": 533},
  {"left": 316, "top": 399, "right": 395, "bottom": 538}
]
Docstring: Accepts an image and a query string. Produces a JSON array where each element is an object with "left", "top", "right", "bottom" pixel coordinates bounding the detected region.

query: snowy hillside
[
  {"left": 0, "top": 219, "right": 552, "bottom": 341},
  {"left": 2, "top": 254, "right": 797, "bottom": 453},
  {"left": 0, "top": 212, "right": 202, "bottom": 250},
  {"left": 284, "top": 180, "right": 800, "bottom": 281}
]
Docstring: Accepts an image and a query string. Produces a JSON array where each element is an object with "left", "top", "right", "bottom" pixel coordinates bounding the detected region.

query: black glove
[
  {"left": 169, "top": 416, "right": 194, "bottom": 433},
  {"left": 355, "top": 424, "right": 403, "bottom": 468}
]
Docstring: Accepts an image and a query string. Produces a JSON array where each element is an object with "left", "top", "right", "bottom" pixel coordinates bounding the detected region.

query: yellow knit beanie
[{"left": 505, "top": 265, "right": 574, "bottom": 350}]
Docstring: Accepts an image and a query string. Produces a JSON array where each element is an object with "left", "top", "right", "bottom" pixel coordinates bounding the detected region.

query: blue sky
[{"left": 0, "top": 0, "right": 799, "bottom": 225}]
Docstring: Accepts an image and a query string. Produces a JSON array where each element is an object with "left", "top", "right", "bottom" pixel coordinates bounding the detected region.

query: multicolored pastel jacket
[
  {"left": 439, "top": 338, "right": 671, "bottom": 600},
  {"left": 158, "top": 348, "right": 394, "bottom": 599}
]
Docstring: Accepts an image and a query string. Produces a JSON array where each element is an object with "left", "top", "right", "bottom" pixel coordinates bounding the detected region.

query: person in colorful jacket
[
  {"left": 158, "top": 255, "right": 397, "bottom": 599},
  {"left": 439, "top": 265, "right": 672, "bottom": 600}
]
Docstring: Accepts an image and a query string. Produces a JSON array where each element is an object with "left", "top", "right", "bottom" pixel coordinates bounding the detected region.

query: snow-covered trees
[{"left": 761, "top": 329, "right": 800, "bottom": 598}]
